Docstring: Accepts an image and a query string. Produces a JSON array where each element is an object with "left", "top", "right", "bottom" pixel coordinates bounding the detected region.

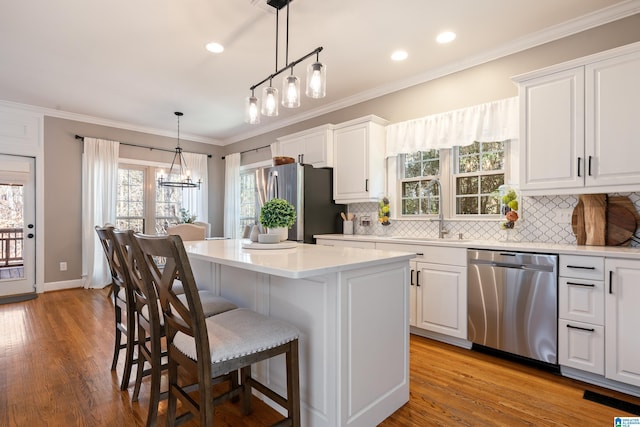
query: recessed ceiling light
[
  {"left": 206, "top": 42, "right": 224, "bottom": 53},
  {"left": 391, "top": 50, "right": 408, "bottom": 61},
  {"left": 436, "top": 31, "right": 456, "bottom": 44}
]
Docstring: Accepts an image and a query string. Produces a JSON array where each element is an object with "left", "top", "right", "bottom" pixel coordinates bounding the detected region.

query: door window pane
[{"left": 0, "top": 184, "right": 25, "bottom": 277}]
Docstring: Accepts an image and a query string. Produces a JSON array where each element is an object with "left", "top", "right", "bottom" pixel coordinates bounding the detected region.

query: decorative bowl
[
  {"left": 258, "top": 233, "right": 280, "bottom": 244},
  {"left": 273, "top": 156, "right": 295, "bottom": 166}
]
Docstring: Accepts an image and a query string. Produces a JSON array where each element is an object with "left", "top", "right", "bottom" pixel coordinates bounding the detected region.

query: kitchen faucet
[{"left": 425, "top": 178, "right": 448, "bottom": 239}]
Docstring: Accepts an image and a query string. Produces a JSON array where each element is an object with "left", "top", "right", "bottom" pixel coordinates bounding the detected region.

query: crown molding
[
  {"left": 0, "top": 99, "right": 223, "bottom": 146},
  {"left": 222, "top": 0, "right": 640, "bottom": 145}
]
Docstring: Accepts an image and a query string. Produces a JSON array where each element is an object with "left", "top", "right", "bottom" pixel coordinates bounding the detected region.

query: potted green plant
[
  {"left": 259, "top": 198, "right": 296, "bottom": 241},
  {"left": 178, "top": 208, "right": 196, "bottom": 224}
]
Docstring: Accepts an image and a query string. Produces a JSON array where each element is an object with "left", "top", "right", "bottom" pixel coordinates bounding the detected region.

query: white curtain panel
[
  {"left": 386, "top": 97, "right": 519, "bottom": 157},
  {"left": 223, "top": 152, "right": 241, "bottom": 239},
  {"left": 181, "top": 152, "right": 209, "bottom": 223},
  {"left": 270, "top": 142, "right": 280, "bottom": 157},
  {"left": 81, "top": 138, "right": 119, "bottom": 289}
]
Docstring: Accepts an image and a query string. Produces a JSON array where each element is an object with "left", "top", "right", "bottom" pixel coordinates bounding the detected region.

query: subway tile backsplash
[{"left": 347, "top": 192, "right": 640, "bottom": 247}]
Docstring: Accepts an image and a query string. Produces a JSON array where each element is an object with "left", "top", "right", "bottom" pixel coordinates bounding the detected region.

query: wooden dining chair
[
  {"left": 114, "top": 229, "right": 239, "bottom": 427},
  {"left": 111, "top": 229, "right": 166, "bottom": 427},
  {"left": 166, "top": 223, "right": 206, "bottom": 241},
  {"left": 133, "top": 233, "right": 301, "bottom": 427},
  {"left": 95, "top": 225, "right": 136, "bottom": 391}
]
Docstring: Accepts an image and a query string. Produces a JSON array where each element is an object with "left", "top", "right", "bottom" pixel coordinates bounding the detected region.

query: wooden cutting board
[
  {"left": 582, "top": 194, "right": 607, "bottom": 245},
  {"left": 572, "top": 195, "right": 638, "bottom": 246},
  {"left": 607, "top": 196, "right": 639, "bottom": 246}
]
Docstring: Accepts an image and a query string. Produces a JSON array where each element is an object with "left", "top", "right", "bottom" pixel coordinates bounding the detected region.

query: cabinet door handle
[
  {"left": 566, "top": 265, "right": 595, "bottom": 270},
  {"left": 365, "top": 178, "right": 369, "bottom": 192},
  {"left": 300, "top": 153, "right": 304, "bottom": 164},
  {"left": 416, "top": 270, "right": 420, "bottom": 287},
  {"left": 577, "top": 157, "right": 581, "bottom": 177},
  {"left": 567, "top": 324, "right": 595, "bottom": 332},
  {"left": 588, "top": 155, "right": 592, "bottom": 176},
  {"left": 416, "top": 252, "right": 424, "bottom": 256},
  {"left": 609, "top": 270, "right": 613, "bottom": 294},
  {"left": 410, "top": 269, "right": 415, "bottom": 286},
  {"left": 566, "top": 281, "right": 595, "bottom": 287}
]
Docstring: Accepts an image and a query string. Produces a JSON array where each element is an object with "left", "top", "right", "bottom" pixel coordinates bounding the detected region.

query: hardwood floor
[{"left": 0, "top": 288, "right": 638, "bottom": 426}]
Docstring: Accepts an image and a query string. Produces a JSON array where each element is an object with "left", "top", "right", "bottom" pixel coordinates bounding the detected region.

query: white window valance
[{"left": 385, "top": 97, "right": 519, "bottom": 157}]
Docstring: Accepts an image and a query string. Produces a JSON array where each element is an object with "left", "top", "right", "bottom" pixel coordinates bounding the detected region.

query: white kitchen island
[{"left": 184, "top": 239, "right": 414, "bottom": 427}]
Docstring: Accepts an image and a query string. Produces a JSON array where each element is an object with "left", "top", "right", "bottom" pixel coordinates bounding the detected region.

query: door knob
[{"left": 27, "top": 233, "right": 34, "bottom": 238}]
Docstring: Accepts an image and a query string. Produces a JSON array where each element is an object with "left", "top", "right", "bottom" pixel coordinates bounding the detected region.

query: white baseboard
[
  {"left": 561, "top": 366, "right": 640, "bottom": 397},
  {"left": 410, "top": 327, "right": 473, "bottom": 350},
  {"left": 42, "top": 279, "right": 84, "bottom": 293}
]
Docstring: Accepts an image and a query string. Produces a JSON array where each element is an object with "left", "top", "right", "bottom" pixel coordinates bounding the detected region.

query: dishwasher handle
[{"left": 468, "top": 259, "right": 555, "bottom": 272}]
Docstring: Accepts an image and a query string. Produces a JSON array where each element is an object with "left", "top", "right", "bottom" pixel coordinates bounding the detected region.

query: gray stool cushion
[{"left": 174, "top": 308, "right": 299, "bottom": 363}]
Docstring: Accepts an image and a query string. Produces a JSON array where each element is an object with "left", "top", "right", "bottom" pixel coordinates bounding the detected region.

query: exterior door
[{"left": 0, "top": 155, "right": 36, "bottom": 297}]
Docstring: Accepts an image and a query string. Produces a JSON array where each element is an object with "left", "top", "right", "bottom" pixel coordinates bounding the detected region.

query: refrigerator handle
[{"left": 268, "top": 171, "right": 279, "bottom": 199}]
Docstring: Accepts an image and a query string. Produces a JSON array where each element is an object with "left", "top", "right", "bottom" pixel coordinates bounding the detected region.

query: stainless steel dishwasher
[{"left": 467, "top": 249, "right": 558, "bottom": 365}]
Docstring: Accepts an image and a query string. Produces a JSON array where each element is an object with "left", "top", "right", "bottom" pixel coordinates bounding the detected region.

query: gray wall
[
  {"left": 43, "top": 117, "right": 225, "bottom": 283},
  {"left": 224, "top": 14, "right": 640, "bottom": 161}
]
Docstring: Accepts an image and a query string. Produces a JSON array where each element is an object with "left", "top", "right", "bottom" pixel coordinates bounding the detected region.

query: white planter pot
[{"left": 267, "top": 227, "right": 288, "bottom": 241}]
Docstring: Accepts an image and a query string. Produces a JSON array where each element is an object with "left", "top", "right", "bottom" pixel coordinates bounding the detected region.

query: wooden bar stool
[
  {"left": 95, "top": 225, "right": 136, "bottom": 391},
  {"left": 133, "top": 233, "right": 301, "bottom": 427}
]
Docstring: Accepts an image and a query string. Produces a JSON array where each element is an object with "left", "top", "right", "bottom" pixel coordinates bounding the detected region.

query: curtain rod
[
  {"left": 74, "top": 135, "right": 213, "bottom": 158},
  {"left": 221, "top": 144, "right": 271, "bottom": 160}
]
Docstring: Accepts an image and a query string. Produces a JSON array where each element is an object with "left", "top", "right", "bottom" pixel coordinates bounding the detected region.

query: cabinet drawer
[
  {"left": 315, "top": 239, "right": 375, "bottom": 249},
  {"left": 559, "top": 277, "right": 604, "bottom": 324},
  {"left": 560, "top": 255, "right": 604, "bottom": 280},
  {"left": 376, "top": 243, "right": 466, "bottom": 266},
  {"left": 559, "top": 319, "right": 605, "bottom": 375}
]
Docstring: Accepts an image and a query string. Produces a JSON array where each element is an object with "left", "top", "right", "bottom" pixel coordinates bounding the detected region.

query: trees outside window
[
  {"left": 117, "top": 164, "right": 183, "bottom": 234},
  {"left": 399, "top": 141, "right": 507, "bottom": 218}
]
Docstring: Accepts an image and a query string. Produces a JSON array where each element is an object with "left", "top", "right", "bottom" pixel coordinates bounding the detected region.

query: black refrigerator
[{"left": 255, "top": 163, "right": 344, "bottom": 243}]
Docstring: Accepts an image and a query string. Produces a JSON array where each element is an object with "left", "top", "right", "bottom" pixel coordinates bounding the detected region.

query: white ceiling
[{"left": 1, "top": 0, "right": 638, "bottom": 145}]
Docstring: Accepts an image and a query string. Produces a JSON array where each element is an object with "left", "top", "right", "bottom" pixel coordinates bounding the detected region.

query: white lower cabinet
[
  {"left": 605, "top": 258, "right": 640, "bottom": 387},
  {"left": 377, "top": 242, "right": 467, "bottom": 343},
  {"left": 415, "top": 261, "right": 467, "bottom": 339},
  {"left": 558, "top": 319, "right": 605, "bottom": 375},
  {"left": 558, "top": 255, "right": 605, "bottom": 375}
]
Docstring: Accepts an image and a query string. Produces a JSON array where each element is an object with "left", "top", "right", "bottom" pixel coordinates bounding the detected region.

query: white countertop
[
  {"left": 314, "top": 234, "right": 640, "bottom": 259},
  {"left": 184, "top": 239, "right": 415, "bottom": 279}
]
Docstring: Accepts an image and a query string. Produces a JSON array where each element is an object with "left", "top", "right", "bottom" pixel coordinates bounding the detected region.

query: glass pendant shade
[
  {"left": 261, "top": 86, "right": 279, "bottom": 116},
  {"left": 281, "top": 74, "right": 300, "bottom": 108},
  {"left": 306, "top": 62, "right": 326, "bottom": 98},
  {"left": 244, "top": 95, "right": 260, "bottom": 124}
]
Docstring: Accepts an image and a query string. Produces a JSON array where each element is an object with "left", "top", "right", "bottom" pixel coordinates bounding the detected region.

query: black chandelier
[
  {"left": 244, "top": 0, "right": 326, "bottom": 124},
  {"left": 157, "top": 112, "right": 201, "bottom": 189}
]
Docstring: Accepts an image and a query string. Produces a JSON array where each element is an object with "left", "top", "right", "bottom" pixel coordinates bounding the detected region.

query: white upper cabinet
[
  {"left": 277, "top": 124, "right": 335, "bottom": 168},
  {"left": 333, "top": 115, "right": 388, "bottom": 203},
  {"left": 585, "top": 52, "right": 640, "bottom": 188},
  {"left": 517, "top": 67, "right": 585, "bottom": 192},
  {"left": 514, "top": 42, "right": 640, "bottom": 195}
]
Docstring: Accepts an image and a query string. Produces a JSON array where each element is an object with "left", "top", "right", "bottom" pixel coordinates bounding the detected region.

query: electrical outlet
[
  {"left": 59, "top": 262, "right": 67, "bottom": 272},
  {"left": 554, "top": 209, "right": 573, "bottom": 224}
]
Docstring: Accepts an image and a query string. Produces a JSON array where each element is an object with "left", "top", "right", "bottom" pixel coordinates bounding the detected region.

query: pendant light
[
  {"left": 306, "top": 54, "right": 326, "bottom": 98},
  {"left": 244, "top": 0, "right": 325, "bottom": 122},
  {"left": 244, "top": 90, "right": 260, "bottom": 124},
  {"left": 282, "top": 73, "right": 300, "bottom": 108},
  {"left": 157, "top": 112, "right": 201, "bottom": 189},
  {"left": 261, "top": 83, "right": 279, "bottom": 116}
]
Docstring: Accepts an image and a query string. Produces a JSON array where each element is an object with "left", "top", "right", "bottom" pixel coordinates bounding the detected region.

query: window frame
[
  {"left": 451, "top": 141, "right": 509, "bottom": 218},
  {"left": 394, "top": 141, "right": 510, "bottom": 221},
  {"left": 239, "top": 159, "right": 271, "bottom": 228},
  {"left": 117, "top": 158, "right": 181, "bottom": 234}
]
